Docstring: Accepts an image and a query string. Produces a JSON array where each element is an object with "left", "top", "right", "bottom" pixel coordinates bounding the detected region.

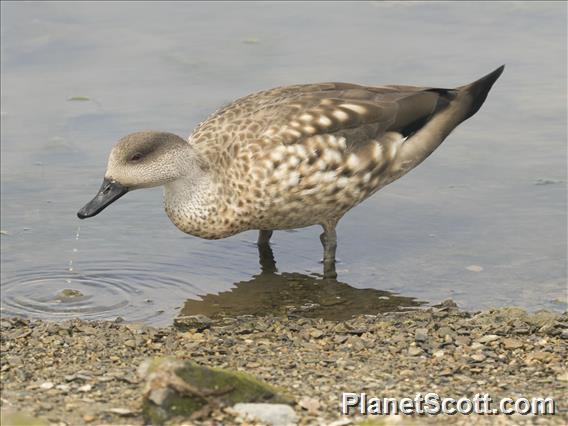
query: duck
[{"left": 78, "top": 65, "right": 504, "bottom": 278}]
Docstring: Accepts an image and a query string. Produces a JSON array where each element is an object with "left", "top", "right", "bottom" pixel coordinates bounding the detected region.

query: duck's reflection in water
[{"left": 181, "top": 244, "right": 423, "bottom": 321}]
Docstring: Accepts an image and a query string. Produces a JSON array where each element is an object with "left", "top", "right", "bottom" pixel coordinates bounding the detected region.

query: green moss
[
  {"left": 179, "top": 363, "right": 291, "bottom": 404},
  {"left": 1, "top": 411, "right": 49, "bottom": 426},
  {"left": 142, "top": 357, "right": 292, "bottom": 424}
]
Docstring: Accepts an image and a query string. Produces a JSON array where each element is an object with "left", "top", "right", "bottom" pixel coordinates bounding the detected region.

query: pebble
[
  {"left": 471, "top": 342, "right": 485, "bottom": 350},
  {"left": 106, "top": 407, "right": 136, "bottom": 416},
  {"left": 232, "top": 403, "right": 297, "bottom": 426},
  {"left": 408, "top": 346, "right": 422, "bottom": 356},
  {"left": 528, "top": 351, "right": 555, "bottom": 363},
  {"left": 298, "top": 396, "right": 321, "bottom": 414},
  {"left": 1, "top": 305, "right": 566, "bottom": 425},
  {"left": 174, "top": 314, "right": 212, "bottom": 331},
  {"left": 78, "top": 384, "right": 92, "bottom": 392},
  {"left": 83, "top": 414, "right": 96, "bottom": 423},
  {"left": 334, "top": 335, "right": 348, "bottom": 344},
  {"left": 471, "top": 353, "right": 486, "bottom": 362},
  {"left": 466, "top": 265, "right": 483, "bottom": 272},
  {"left": 436, "top": 326, "right": 453, "bottom": 337},
  {"left": 309, "top": 329, "right": 324, "bottom": 339},
  {"left": 455, "top": 336, "right": 470, "bottom": 346},
  {"left": 40, "top": 382, "right": 54, "bottom": 390},
  {"left": 478, "top": 334, "right": 500, "bottom": 344},
  {"left": 414, "top": 328, "right": 428, "bottom": 342},
  {"left": 57, "top": 289, "right": 84, "bottom": 299},
  {"left": 502, "top": 337, "right": 523, "bottom": 349}
]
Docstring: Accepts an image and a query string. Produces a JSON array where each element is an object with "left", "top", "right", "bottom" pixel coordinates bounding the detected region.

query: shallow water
[{"left": 1, "top": 2, "right": 566, "bottom": 326}]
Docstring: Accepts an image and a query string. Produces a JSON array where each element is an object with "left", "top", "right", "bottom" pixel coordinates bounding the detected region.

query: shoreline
[{"left": 1, "top": 302, "right": 567, "bottom": 425}]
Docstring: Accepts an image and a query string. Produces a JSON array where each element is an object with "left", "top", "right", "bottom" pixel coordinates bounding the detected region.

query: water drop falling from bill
[{"left": 66, "top": 226, "right": 81, "bottom": 281}]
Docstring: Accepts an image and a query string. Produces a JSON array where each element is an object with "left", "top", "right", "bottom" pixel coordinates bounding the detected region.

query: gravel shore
[{"left": 1, "top": 302, "right": 566, "bottom": 425}]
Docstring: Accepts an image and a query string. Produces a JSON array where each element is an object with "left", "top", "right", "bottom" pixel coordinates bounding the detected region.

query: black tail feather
[{"left": 460, "top": 65, "right": 505, "bottom": 120}]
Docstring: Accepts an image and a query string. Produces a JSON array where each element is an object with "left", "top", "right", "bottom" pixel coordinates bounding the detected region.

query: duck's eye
[{"left": 129, "top": 152, "right": 144, "bottom": 162}]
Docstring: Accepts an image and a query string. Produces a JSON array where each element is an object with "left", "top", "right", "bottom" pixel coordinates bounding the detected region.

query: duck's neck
[{"left": 163, "top": 170, "right": 219, "bottom": 239}]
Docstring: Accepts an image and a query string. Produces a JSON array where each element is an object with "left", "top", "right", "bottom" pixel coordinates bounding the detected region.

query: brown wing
[
  {"left": 260, "top": 84, "right": 452, "bottom": 151},
  {"left": 190, "top": 82, "right": 452, "bottom": 164}
]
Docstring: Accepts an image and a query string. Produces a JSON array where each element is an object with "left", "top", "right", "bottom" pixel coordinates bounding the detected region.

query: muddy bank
[{"left": 1, "top": 303, "right": 567, "bottom": 425}]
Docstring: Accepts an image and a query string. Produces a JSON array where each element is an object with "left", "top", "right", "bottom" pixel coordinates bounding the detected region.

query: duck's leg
[
  {"left": 257, "top": 239, "right": 277, "bottom": 274},
  {"left": 320, "top": 220, "right": 338, "bottom": 279},
  {"left": 257, "top": 230, "right": 273, "bottom": 245}
]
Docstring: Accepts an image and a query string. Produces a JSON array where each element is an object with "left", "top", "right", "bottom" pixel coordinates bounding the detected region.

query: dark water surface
[{"left": 1, "top": 2, "right": 566, "bottom": 325}]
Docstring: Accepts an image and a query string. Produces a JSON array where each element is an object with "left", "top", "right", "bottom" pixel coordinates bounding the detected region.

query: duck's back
[{"left": 189, "top": 82, "right": 445, "bottom": 158}]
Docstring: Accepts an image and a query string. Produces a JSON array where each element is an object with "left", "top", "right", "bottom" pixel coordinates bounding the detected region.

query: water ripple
[{"left": 1, "top": 260, "right": 203, "bottom": 326}]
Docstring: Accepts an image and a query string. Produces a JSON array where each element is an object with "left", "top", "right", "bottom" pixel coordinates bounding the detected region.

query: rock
[
  {"left": 139, "top": 357, "right": 292, "bottom": 424},
  {"left": 351, "top": 339, "right": 366, "bottom": 352},
  {"left": 78, "top": 384, "right": 92, "bottom": 392},
  {"left": 455, "top": 336, "right": 470, "bottom": 346},
  {"left": 55, "top": 384, "right": 70, "bottom": 392},
  {"left": 436, "top": 326, "right": 453, "bottom": 337},
  {"left": 471, "top": 353, "right": 486, "bottom": 362},
  {"left": 148, "top": 388, "right": 171, "bottom": 406},
  {"left": 40, "top": 382, "right": 54, "bottom": 390},
  {"left": 526, "top": 351, "right": 555, "bottom": 363},
  {"left": 64, "top": 373, "right": 91, "bottom": 382},
  {"left": 57, "top": 289, "right": 84, "bottom": 300},
  {"left": 437, "top": 300, "right": 458, "bottom": 309},
  {"left": 8, "top": 356, "right": 23, "bottom": 367},
  {"left": 474, "top": 307, "right": 528, "bottom": 323},
  {"left": 526, "top": 310, "right": 558, "bottom": 328},
  {"left": 106, "top": 407, "right": 136, "bottom": 416},
  {"left": 83, "top": 414, "right": 96, "bottom": 423},
  {"left": 466, "top": 265, "right": 483, "bottom": 272},
  {"left": 478, "top": 335, "right": 500, "bottom": 344},
  {"left": 232, "top": 403, "right": 297, "bottom": 426},
  {"left": 415, "top": 328, "right": 428, "bottom": 342},
  {"left": 174, "top": 314, "right": 212, "bottom": 332},
  {"left": 471, "top": 342, "right": 485, "bottom": 351},
  {"left": 502, "top": 338, "right": 523, "bottom": 350},
  {"left": 298, "top": 396, "right": 321, "bottom": 414},
  {"left": 408, "top": 346, "right": 422, "bottom": 356},
  {"left": 309, "top": 329, "right": 324, "bottom": 339}
]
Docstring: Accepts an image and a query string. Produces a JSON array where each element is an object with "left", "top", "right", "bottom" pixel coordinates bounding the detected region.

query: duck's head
[{"left": 77, "top": 131, "right": 193, "bottom": 219}]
